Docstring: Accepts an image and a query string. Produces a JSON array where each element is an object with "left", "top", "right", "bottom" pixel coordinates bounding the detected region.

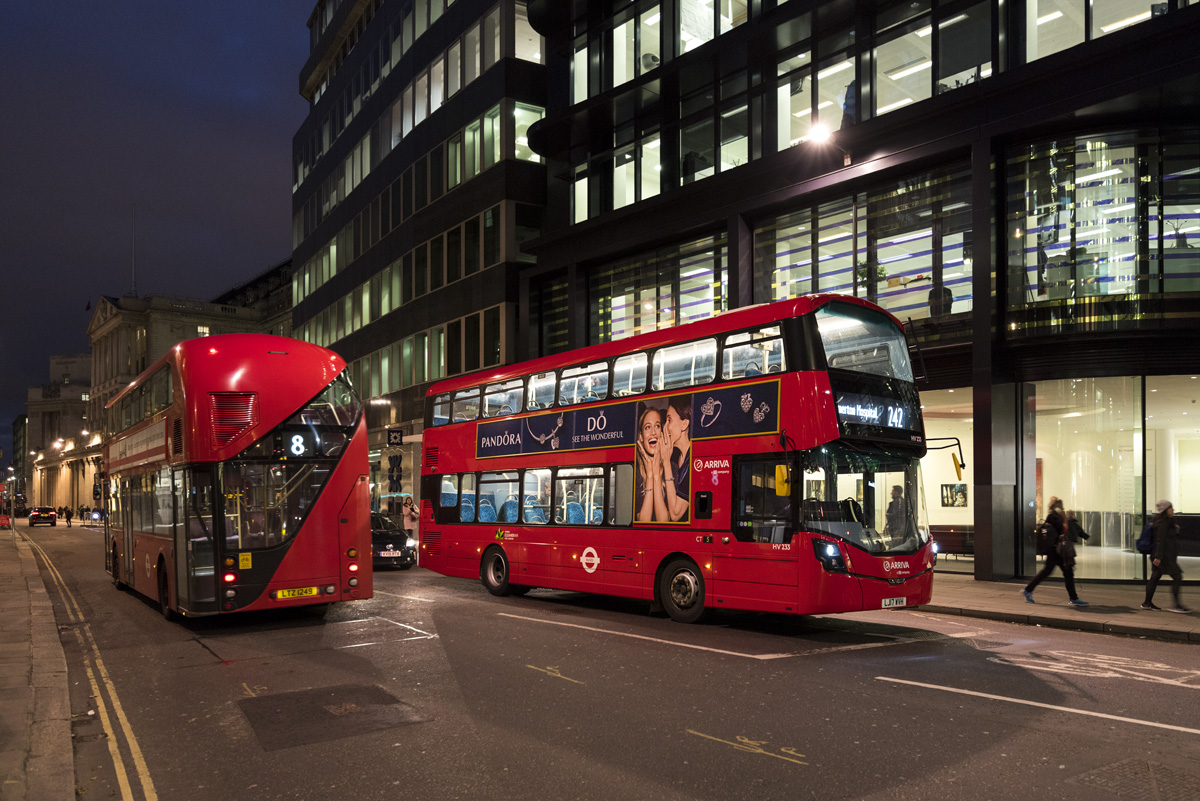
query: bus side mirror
[{"left": 774, "top": 465, "right": 791, "bottom": 496}]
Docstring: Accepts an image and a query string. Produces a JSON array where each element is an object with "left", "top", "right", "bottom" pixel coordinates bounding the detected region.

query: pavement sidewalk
[
  {"left": 1, "top": 528, "right": 74, "bottom": 801},
  {"left": 0, "top": 533, "right": 1195, "bottom": 801},
  {"left": 925, "top": 569, "right": 1200, "bottom": 641}
]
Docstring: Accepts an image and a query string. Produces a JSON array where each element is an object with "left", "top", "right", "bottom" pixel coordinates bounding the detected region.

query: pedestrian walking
[
  {"left": 1142, "top": 500, "right": 1192, "bottom": 613},
  {"left": 1022, "top": 496, "right": 1090, "bottom": 606},
  {"left": 64, "top": 507, "right": 72, "bottom": 527}
]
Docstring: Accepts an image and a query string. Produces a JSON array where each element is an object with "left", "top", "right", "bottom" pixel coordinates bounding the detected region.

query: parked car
[
  {"left": 371, "top": 513, "right": 416, "bottom": 569},
  {"left": 29, "top": 507, "right": 57, "bottom": 527}
]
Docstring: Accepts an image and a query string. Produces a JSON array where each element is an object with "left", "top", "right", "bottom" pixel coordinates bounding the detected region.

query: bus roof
[
  {"left": 104, "top": 333, "right": 346, "bottom": 410},
  {"left": 426, "top": 294, "right": 898, "bottom": 398}
]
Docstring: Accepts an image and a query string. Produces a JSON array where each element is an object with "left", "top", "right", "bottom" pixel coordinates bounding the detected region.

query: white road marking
[
  {"left": 375, "top": 617, "right": 437, "bottom": 638},
  {"left": 371, "top": 589, "right": 437, "bottom": 602},
  {"left": 875, "top": 676, "right": 1200, "bottom": 736},
  {"left": 497, "top": 613, "right": 930, "bottom": 660},
  {"left": 987, "top": 651, "right": 1200, "bottom": 688}
]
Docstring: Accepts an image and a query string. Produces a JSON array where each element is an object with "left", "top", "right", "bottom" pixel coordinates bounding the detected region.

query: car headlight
[{"left": 406, "top": 538, "right": 417, "bottom": 548}]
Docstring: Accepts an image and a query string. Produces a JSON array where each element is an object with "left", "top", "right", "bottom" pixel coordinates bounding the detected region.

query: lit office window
[
  {"left": 514, "top": 103, "right": 544, "bottom": 163},
  {"left": 515, "top": 1, "right": 544, "bottom": 63}
]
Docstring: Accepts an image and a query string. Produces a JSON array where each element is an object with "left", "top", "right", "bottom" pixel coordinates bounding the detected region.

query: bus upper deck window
[
  {"left": 722, "top": 326, "right": 784, "bottom": 380},
  {"left": 432, "top": 394, "right": 451, "bottom": 425},
  {"left": 560, "top": 362, "right": 609, "bottom": 406},
  {"left": 452, "top": 388, "right": 480, "bottom": 422},
  {"left": 484, "top": 379, "right": 523, "bottom": 418},
  {"left": 653, "top": 339, "right": 716, "bottom": 391},
  {"left": 612, "top": 353, "right": 647, "bottom": 397},
  {"left": 527, "top": 373, "right": 556, "bottom": 409}
]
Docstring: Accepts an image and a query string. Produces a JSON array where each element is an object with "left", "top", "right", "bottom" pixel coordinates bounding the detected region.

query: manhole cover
[
  {"left": 1071, "top": 758, "right": 1200, "bottom": 801},
  {"left": 238, "top": 684, "right": 429, "bottom": 751}
]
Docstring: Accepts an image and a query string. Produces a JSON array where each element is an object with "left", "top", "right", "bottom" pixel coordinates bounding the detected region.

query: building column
[
  {"left": 727, "top": 214, "right": 754, "bottom": 309},
  {"left": 972, "top": 134, "right": 1018, "bottom": 581}
]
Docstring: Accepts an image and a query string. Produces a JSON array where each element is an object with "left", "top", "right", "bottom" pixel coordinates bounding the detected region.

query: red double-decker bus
[
  {"left": 103, "top": 334, "right": 372, "bottom": 619},
  {"left": 419, "top": 295, "right": 934, "bottom": 622}
]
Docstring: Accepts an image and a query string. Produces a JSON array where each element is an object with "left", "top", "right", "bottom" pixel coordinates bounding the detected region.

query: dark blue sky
[{"left": 0, "top": 3, "right": 311, "bottom": 469}]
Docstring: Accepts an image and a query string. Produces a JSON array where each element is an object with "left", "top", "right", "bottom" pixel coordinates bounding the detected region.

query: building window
[
  {"left": 588, "top": 234, "right": 728, "bottom": 344},
  {"left": 515, "top": 103, "right": 544, "bottom": 162},
  {"left": 515, "top": 1, "right": 544, "bottom": 63},
  {"left": 197, "top": 326, "right": 210, "bottom": 337}
]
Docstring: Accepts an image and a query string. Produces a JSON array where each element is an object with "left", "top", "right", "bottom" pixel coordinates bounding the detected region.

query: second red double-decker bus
[
  {"left": 103, "top": 334, "right": 372, "bottom": 618},
  {"left": 419, "top": 295, "right": 934, "bottom": 622}
]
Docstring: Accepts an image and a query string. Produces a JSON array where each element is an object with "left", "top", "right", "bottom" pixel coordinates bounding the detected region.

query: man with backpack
[
  {"left": 1142, "top": 500, "right": 1192, "bottom": 613},
  {"left": 1022, "top": 496, "right": 1090, "bottom": 606}
]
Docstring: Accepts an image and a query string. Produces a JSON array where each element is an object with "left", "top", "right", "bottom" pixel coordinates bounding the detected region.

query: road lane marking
[
  {"left": 25, "top": 534, "right": 158, "bottom": 801},
  {"left": 876, "top": 676, "right": 1200, "bottom": 736},
  {"left": 527, "top": 665, "right": 584, "bottom": 684},
  {"left": 987, "top": 651, "right": 1200, "bottom": 688},
  {"left": 686, "top": 730, "right": 807, "bottom": 765}
]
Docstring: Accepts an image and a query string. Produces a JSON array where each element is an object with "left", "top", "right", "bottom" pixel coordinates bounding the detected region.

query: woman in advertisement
[
  {"left": 661, "top": 395, "right": 692, "bottom": 522},
  {"left": 636, "top": 404, "right": 668, "bottom": 522}
]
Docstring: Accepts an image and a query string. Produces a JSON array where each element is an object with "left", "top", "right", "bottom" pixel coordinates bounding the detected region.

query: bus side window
[
  {"left": 432, "top": 394, "right": 451, "bottom": 426},
  {"left": 612, "top": 353, "right": 647, "bottom": 397},
  {"left": 439, "top": 475, "right": 460, "bottom": 523},
  {"left": 527, "top": 372, "right": 556, "bottom": 409}
]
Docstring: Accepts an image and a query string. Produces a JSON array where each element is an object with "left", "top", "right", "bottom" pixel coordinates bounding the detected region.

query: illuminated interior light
[
  {"left": 1076, "top": 168, "right": 1123, "bottom": 183},
  {"left": 877, "top": 98, "right": 915, "bottom": 114},
  {"left": 1037, "top": 11, "right": 1063, "bottom": 24},
  {"left": 817, "top": 60, "right": 853, "bottom": 79},
  {"left": 1101, "top": 11, "right": 1151, "bottom": 33},
  {"left": 887, "top": 61, "right": 932, "bottom": 80}
]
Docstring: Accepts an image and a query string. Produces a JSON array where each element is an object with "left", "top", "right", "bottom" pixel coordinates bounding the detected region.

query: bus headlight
[{"left": 811, "top": 539, "right": 847, "bottom": 573}]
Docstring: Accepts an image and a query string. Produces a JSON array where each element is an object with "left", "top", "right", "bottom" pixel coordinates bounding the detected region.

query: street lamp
[{"left": 809, "top": 123, "right": 851, "bottom": 167}]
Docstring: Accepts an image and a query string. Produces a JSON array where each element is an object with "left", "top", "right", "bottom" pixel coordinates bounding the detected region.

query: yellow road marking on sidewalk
[{"left": 26, "top": 535, "right": 159, "bottom": 801}]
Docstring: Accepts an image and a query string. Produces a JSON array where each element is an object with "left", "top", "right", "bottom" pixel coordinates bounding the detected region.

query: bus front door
[{"left": 182, "top": 467, "right": 218, "bottom": 612}]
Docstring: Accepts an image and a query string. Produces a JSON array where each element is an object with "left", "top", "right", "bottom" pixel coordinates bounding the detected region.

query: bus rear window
[{"left": 816, "top": 306, "right": 913, "bottom": 381}]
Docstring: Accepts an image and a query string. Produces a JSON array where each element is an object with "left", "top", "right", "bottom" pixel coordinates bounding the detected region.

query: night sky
[{"left": 0, "top": 3, "right": 311, "bottom": 469}]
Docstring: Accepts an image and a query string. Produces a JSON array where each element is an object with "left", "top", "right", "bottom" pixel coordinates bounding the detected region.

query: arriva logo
[
  {"left": 883, "top": 560, "right": 910, "bottom": 572},
  {"left": 694, "top": 458, "right": 731, "bottom": 471}
]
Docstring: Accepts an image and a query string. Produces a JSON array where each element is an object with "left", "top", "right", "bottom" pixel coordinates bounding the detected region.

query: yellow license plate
[{"left": 277, "top": 586, "right": 318, "bottom": 599}]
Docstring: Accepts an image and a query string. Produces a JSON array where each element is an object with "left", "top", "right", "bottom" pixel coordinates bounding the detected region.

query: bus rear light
[
  {"left": 348, "top": 562, "right": 359, "bottom": 572},
  {"left": 348, "top": 577, "right": 359, "bottom": 587},
  {"left": 811, "top": 540, "right": 847, "bottom": 574},
  {"left": 324, "top": 585, "right": 336, "bottom": 594},
  {"left": 347, "top": 547, "right": 358, "bottom": 558},
  {"left": 223, "top": 572, "right": 237, "bottom": 583},
  {"left": 224, "top": 557, "right": 236, "bottom": 568}
]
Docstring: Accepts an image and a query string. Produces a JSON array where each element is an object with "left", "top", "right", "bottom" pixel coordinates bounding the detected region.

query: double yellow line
[{"left": 24, "top": 535, "right": 158, "bottom": 801}]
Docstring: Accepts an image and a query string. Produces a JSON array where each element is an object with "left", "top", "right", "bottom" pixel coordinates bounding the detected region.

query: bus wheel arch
[{"left": 656, "top": 555, "right": 708, "bottom": 624}]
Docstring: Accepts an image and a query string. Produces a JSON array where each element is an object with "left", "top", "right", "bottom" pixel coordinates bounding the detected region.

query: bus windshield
[
  {"left": 816, "top": 304, "right": 913, "bottom": 381},
  {"left": 798, "top": 443, "right": 928, "bottom": 555}
]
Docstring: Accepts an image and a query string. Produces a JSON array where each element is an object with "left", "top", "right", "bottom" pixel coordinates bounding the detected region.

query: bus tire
[
  {"left": 157, "top": 561, "right": 175, "bottom": 621},
  {"left": 111, "top": 545, "right": 127, "bottom": 591},
  {"left": 659, "top": 558, "right": 707, "bottom": 624},
  {"left": 481, "top": 546, "right": 523, "bottom": 597}
]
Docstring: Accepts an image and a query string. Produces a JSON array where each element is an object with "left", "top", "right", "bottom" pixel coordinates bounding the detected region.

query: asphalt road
[{"left": 23, "top": 523, "right": 1200, "bottom": 801}]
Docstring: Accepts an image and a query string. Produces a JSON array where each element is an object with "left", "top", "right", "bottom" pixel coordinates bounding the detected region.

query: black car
[
  {"left": 371, "top": 513, "right": 417, "bottom": 569},
  {"left": 29, "top": 507, "right": 57, "bottom": 527}
]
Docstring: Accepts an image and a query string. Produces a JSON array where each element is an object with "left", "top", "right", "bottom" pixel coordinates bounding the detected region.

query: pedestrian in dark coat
[
  {"left": 64, "top": 507, "right": 72, "bottom": 527},
  {"left": 1022, "top": 496, "right": 1090, "bottom": 606},
  {"left": 1142, "top": 500, "right": 1192, "bottom": 613}
]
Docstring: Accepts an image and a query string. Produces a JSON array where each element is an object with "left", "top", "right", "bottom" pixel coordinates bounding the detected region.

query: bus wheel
[
  {"left": 111, "top": 545, "right": 126, "bottom": 591},
  {"left": 659, "top": 558, "right": 707, "bottom": 624},
  {"left": 157, "top": 562, "right": 174, "bottom": 621},
  {"left": 481, "top": 546, "right": 515, "bottom": 596}
]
